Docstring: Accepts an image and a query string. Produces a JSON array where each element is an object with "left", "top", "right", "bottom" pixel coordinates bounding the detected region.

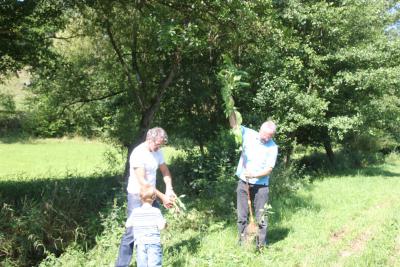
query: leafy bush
[
  {"left": 0, "top": 92, "right": 16, "bottom": 112},
  {"left": 0, "top": 112, "right": 23, "bottom": 136},
  {"left": 169, "top": 129, "right": 309, "bottom": 211},
  {"left": 269, "top": 162, "right": 309, "bottom": 200},
  {"left": 0, "top": 92, "right": 21, "bottom": 136},
  {"left": 0, "top": 173, "right": 120, "bottom": 267},
  {"left": 168, "top": 129, "right": 239, "bottom": 197}
]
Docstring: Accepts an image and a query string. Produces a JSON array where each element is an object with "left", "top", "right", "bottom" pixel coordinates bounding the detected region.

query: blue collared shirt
[{"left": 235, "top": 126, "right": 278, "bottom": 185}]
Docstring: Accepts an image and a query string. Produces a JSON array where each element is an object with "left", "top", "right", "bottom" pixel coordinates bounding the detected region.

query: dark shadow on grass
[
  {"left": 164, "top": 236, "right": 201, "bottom": 267},
  {"left": 0, "top": 173, "right": 124, "bottom": 267},
  {"left": 308, "top": 164, "right": 400, "bottom": 180},
  {"left": 0, "top": 133, "right": 36, "bottom": 144},
  {"left": 346, "top": 166, "right": 400, "bottom": 177},
  {"left": 268, "top": 227, "right": 290, "bottom": 245},
  {"left": 298, "top": 151, "right": 400, "bottom": 179}
]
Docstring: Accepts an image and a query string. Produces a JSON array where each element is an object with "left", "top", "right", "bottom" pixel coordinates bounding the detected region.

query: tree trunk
[
  {"left": 122, "top": 54, "right": 180, "bottom": 179},
  {"left": 197, "top": 137, "right": 205, "bottom": 157},
  {"left": 283, "top": 145, "right": 293, "bottom": 166},
  {"left": 123, "top": 106, "right": 158, "bottom": 179},
  {"left": 323, "top": 138, "right": 335, "bottom": 163},
  {"left": 120, "top": 31, "right": 180, "bottom": 176}
]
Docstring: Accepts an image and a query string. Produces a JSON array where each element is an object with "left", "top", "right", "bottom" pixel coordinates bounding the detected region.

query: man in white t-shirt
[{"left": 115, "top": 127, "right": 176, "bottom": 267}]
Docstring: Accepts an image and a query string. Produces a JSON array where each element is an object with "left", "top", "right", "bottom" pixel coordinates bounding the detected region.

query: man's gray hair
[
  {"left": 146, "top": 127, "right": 168, "bottom": 143},
  {"left": 260, "top": 121, "right": 277, "bottom": 133}
]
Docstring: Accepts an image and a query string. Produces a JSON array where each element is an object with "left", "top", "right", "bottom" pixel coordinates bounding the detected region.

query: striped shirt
[{"left": 126, "top": 203, "right": 166, "bottom": 245}]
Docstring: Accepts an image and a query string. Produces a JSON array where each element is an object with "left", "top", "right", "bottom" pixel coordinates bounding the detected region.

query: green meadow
[
  {"left": 0, "top": 138, "right": 116, "bottom": 179},
  {"left": 1, "top": 138, "right": 399, "bottom": 266}
]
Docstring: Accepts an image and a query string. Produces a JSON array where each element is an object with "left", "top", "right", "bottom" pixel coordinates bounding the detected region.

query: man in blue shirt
[{"left": 230, "top": 114, "right": 278, "bottom": 250}]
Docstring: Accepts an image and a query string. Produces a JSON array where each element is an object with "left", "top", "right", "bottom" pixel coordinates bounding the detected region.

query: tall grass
[{"left": 40, "top": 152, "right": 400, "bottom": 266}]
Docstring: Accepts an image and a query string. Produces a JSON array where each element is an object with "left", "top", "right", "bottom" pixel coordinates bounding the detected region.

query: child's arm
[
  {"left": 125, "top": 208, "right": 138, "bottom": 228},
  {"left": 156, "top": 210, "right": 166, "bottom": 230},
  {"left": 157, "top": 217, "right": 166, "bottom": 230},
  {"left": 125, "top": 214, "right": 134, "bottom": 228},
  {"left": 160, "top": 222, "right": 167, "bottom": 230}
]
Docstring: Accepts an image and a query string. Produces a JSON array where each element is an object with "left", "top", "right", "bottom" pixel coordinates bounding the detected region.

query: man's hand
[
  {"left": 160, "top": 193, "right": 174, "bottom": 209},
  {"left": 243, "top": 167, "right": 273, "bottom": 179},
  {"left": 243, "top": 169, "right": 255, "bottom": 179},
  {"left": 165, "top": 187, "right": 177, "bottom": 201}
]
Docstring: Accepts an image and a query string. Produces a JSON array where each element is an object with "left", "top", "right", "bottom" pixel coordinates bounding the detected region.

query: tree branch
[
  {"left": 151, "top": 50, "right": 181, "bottom": 112},
  {"left": 45, "top": 33, "right": 86, "bottom": 40},
  {"left": 131, "top": 13, "right": 145, "bottom": 89},
  {"left": 60, "top": 89, "right": 125, "bottom": 115},
  {"left": 104, "top": 18, "right": 144, "bottom": 110}
]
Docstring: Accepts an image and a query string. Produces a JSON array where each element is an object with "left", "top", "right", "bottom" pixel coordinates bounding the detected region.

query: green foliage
[
  {"left": 218, "top": 55, "right": 249, "bottom": 119},
  {"left": 24, "top": 0, "right": 266, "bottom": 151},
  {"left": 0, "top": 173, "right": 120, "bottom": 267},
  {"left": 230, "top": 126, "right": 243, "bottom": 146},
  {"left": 0, "top": 0, "right": 69, "bottom": 75},
  {"left": 0, "top": 92, "right": 22, "bottom": 136},
  {"left": 246, "top": 0, "right": 400, "bottom": 160},
  {"left": 169, "top": 129, "right": 239, "bottom": 198},
  {"left": 269, "top": 162, "right": 309, "bottom": 199},
  {"left": 13, "top": 0, "right": 398, "bottom": 167},
  {"left": 0, "top": 92, "right": 16, "bottom": 112}
]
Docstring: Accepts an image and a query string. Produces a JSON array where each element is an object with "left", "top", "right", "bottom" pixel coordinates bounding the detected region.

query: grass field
[
  {"left": 41, "top": 152, "right": 400, "bottom": 267},
  {"left": 184, "top": 165, "right": 400, "bottom": 266},
  {"left": 0, "top": 137, "right": 120, "bottom": 179},
  {"left": 1, "top": 138, "right": 399, "bottom": 267},
  {"left": 157, "top": 153, "right": 400, "bottom": 267}
]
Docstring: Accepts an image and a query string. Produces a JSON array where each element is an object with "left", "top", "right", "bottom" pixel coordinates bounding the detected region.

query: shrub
[
  {"left": 269, "top": 162, "right": 309, "bottom": 200},
  {"left": 169, "top": 129, "right": 309, "bottom": 208},
  {"left": 168, "top": 129, "right": 239, "bottom": 197},
  {"left": 0, "top": 173, "right": 120, "bottom": 267}
]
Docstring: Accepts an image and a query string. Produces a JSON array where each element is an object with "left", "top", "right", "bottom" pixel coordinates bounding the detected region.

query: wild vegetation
[
  {"left": 1, "top": 138, "right": 399, "bottom": 266},
  {"left": 1, "top": 0, "right": 399, "bottom": 266}
]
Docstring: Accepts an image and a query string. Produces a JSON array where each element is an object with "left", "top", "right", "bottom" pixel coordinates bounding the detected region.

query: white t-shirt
[{"left": 127, "top": 142, "right": 165, "bottom": 194}]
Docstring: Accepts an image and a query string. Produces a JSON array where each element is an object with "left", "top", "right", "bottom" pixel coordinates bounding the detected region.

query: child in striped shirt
[{"left": 126, "top": 184, "right": 166, "bottom": 267}]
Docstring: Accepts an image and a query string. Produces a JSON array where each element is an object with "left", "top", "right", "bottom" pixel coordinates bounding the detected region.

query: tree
[
  {"left": 0, "top": 0, "right": 69, "bottom": 76},
  {"left": 243, "top": 0, "right": 400, "bottom": 162},
  {"left": 29, "top": 0, "right": 259, "bottom": 175}
]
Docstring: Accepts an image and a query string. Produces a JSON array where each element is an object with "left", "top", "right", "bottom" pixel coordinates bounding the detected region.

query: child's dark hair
[{"left": 140, "top": 184, "right": 156, "bottom": 203}]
